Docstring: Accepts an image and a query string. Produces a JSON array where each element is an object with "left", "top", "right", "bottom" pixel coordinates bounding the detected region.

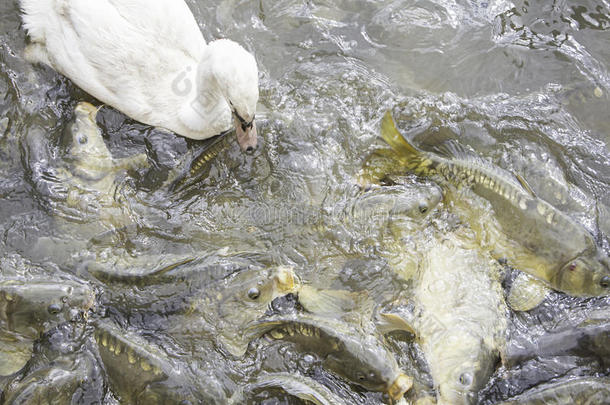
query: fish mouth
[
  {"left": 274, "top": 266, "right": 299, "bottom": 294},
  {"left": 387, "top": 373, "right": 413, "bottom": 401}
]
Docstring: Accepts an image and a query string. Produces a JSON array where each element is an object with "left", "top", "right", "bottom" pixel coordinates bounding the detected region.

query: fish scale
[{"left": 380, "top": 111, "right": 610, "bottom": 297}]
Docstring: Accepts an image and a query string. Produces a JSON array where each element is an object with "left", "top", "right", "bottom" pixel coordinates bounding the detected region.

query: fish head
[
  {"left": 555, "top": 252, "right": 610, "bottom": 297},
  {"left": 434, "top": 335, "right": 497, "bottom": 405},
  {"left": 216, "top": 266, "right": 298, "bottom": 324},
  {"left": 63, "top": 102, "right": 113, "bottom": 172},
  {"left": 326, "top": 334, "right": 411, "bottom": 399},
  {"left": 4, "top": 280, "right": 95, "bottom": 334}
]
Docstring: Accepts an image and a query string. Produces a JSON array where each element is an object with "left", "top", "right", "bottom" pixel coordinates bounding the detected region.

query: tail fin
[{"left": 380, "top": 111, "right": 420, "bottom": 157}]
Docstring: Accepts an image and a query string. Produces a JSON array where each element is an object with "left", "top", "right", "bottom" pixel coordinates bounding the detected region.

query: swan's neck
[{"left": 178, "top": 61, "right": 230, "bottom": 136}]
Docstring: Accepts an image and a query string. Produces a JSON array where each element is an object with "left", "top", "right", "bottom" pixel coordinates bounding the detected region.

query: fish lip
[{"left": 387, "top": 373, "right": 413, "bottom": 400}]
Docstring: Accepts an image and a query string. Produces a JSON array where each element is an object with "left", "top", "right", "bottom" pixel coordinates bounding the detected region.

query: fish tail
[{"left": 380, "top": 111, "right": 420, "bottom": 158}]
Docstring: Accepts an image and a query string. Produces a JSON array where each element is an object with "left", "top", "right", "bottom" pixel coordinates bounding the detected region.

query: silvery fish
[
  {"left": 62, "top": 102, "right": 148, "bottom": 191},
  {"left": 231, "top": 312, "right": 412, "bottom": 401},
  {"left": 498, "top": 376, "right": 610, "bottom": 404},
  {"left": 93, "top": 320, "right": 226, "bottom": 404},
  {"left": 0, "top": 277, "right": 94, "bottom": 376},
  {"left": 1, "top": 352, "right": 99, "bottom": 405},
  {"left": 244, "top": 372, "right": 349, "bottom": 405},
  {"left": 505, "top": 319, "right": 610, "bottom": 368},
  {"left": 381, "top": 111, "right": 610, "bottom": 297},
  {"left": 0, "top": 278, "right": 94, "bottom": 337},
  {"left": 379, "top": 230, "right": 507, "bottom": 405}
]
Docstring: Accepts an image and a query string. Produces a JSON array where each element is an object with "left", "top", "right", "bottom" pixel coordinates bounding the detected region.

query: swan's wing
[{"left": 35, "top": 0, "right": 205, "bottom": 119}]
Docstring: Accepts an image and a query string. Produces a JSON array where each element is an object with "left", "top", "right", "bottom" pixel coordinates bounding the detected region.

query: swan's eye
[
  {"left": 247, "top": 287, "right": 260, "bottom": 300},
  {"left": 419, "top": 204, "right": 428, "bottom": 214}
]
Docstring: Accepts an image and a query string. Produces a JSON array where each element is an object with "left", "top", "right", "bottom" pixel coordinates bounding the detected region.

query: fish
[
  {"left": 1, "top": 352, "right": 99, "bottom": 405},
  {"left": 230, "top": 312, "right": 412, "bottom": 401},
  {"left": 162, "top": 265, "right": 299, "bottom": 355},
  {"left": 0, "top": 278, "right": 95, "bottom": 337},
  {"left": 243, "top": 372, "right": 349, "bottom": 405},
  {"left": 379, "top": 230, "right": 507, "bottom": 405},
  {"left": 167, "top": 131, "right": 232, "bottom": 191},
  {"left": 0, "top": 277, "right": 94, "bottom": 376},
  {"left": 63, "top": 102, "right": 148, "bottom": 186},
  {"left": 93, "top": 319, "right": 227, "bottom": 404},
  {"left": 341, "top": 183, "right": 442, "bottom": 222},
  {"left": 380, "top": 111, "right": 610, "bottom": 297},
  {"left": 505, "top": 319, "right": 610, "bottom": 368},
  {"left": 497, "top": 376, "right": 610, "bottom": 404}
]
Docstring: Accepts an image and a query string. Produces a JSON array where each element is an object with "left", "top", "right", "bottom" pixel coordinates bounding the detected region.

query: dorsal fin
[
  {"left": 514, "top": 173, "right": 537, "bottom": 198},
  {"left": 433, "top": 140, "right": 524, "bottom": 189},
  {"left": 380, "top": 111, "right": 421, "bottom": 157},
  {"left": 433, "top": 140, "right": 485, "bottom": 163}
]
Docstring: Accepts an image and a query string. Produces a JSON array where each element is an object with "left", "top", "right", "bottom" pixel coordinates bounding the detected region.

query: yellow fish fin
[
  {"left": 514, "top": 173, "right": 537, "bottom": 198},
  {"left": 380, "top": 111, "right": 420, "bottom": 157}
]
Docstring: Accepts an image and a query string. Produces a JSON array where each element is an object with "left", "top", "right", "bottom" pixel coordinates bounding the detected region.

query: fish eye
[
  {"left": 600, "top": 276, "right": 610, "bottom": 288},
  {"left": 247, "top": 287, "right": 260, "bottom": 300},
  {"left": 459, "top": 372, "right": 473, "bottom": 386},
  {"left": 78, "top": 134, "right": 88, "bottom": 144},
  {"left": 47, "top": 304, "right": 62, "bottom": 315},
  {"left": 356, "top": 372, "right": 366, "bottom": 381},
  {"left": 419, "top": 204, "right": 429, "bottom": 214},
  {"left": 568, "top": 262, "right": 577, "bottom": 271}
]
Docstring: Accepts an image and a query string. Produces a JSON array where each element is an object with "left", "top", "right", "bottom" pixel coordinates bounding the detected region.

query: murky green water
[{"left": 1, "top": 0, "right": 609, "bottom": 404}]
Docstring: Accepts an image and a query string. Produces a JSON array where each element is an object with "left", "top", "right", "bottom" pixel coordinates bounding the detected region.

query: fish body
[
  {"left": 381, "top": 231, "right": 507, "bottom": 405},
  {"left": 235, "top": 313, "right": 412, "bottom": 400},
  {"left": 498, "top": 376, "right": 610, "bottom": 404},
  {"left": 1, "top": 352, "right": 99, "bottom": 405},
  {"left": 381, "top": 111, "right": 610, "bottom": 297},
  {"left": 93, "top": 320, "right": 226, "bottom": 404},
  {"left": 0, "top": 278, "right": 94, "bottom": 337},
  {"left": 63, "top": 102, "right": 148, "bottom": 190},
  {"left": 159, "top": 265, "right": 299, "bottom": 357},
  {"left": 341, "top": 184, "right": 442, "bottom": 222},
  {"left": 245, "top": 372, "right": 348, "bottom": 405},
  {"left": 505, "top": 320, "right": 610, "bottom": 368}
]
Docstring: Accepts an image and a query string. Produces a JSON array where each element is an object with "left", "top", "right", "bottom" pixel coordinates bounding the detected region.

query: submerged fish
[
  {"left": 0, "top": 278, "right": 94, "bottom": 337},
  {"left": 339, "top": 183, "right": 442, "bottom": 222},
  {"left": 380, "top": 111, "right": 610, "bottom": 297},
  {"left": 164, "top": 265, "right": 299, "bottom": 355},
  {"left": 380, "top": 230, "right": 507, "bottom": 405},
  {"left": 244, "top": 372, "right": 348, "bottom": 405},
  {"left": 1, "top": 352, "right": 99, "bottom": 405},
  {"left": 63, "top": 102, "right": 148, "bottom": 189},
  {"left": 0, "top": 277, "right": 94, "bottom": 376},
  {"left": 93, "top": 319, "right": 226, "bottom": 404},
  {"left": 505, "top": 319, "right": 610, "bottom": 368},
  {"left": 498, "top": 376, "right": 610, "bottom": 404},
  {"left": 231, "top": 313, "right": 412, "bottom": 401}
]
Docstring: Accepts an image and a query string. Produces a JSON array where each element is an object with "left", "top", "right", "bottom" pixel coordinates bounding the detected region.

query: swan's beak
[{"left": 234, "top": 115, "right": 257, "bottom": 153}]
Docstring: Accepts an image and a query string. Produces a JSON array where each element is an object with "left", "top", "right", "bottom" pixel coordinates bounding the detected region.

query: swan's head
[{"left": 207, "top": 39, "right": 259, "bottom": 152}]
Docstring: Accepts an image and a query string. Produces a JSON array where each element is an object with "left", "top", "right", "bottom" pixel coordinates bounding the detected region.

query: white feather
[{"left": 20, "top": 0, "right": 259, "bottom": 140}]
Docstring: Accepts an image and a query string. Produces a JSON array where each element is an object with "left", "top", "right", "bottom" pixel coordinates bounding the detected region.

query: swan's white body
[{"left": 20, "top": 0, "right": 259, "bottom": 150}]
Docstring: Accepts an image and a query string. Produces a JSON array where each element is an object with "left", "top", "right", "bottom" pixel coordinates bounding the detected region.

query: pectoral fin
[
  {"left": 377, "top": 310, "right": 418, "bottom": 336},
  {"left": 507, "top": 272, "right": 550, "bottom": 312},
  {"left": 298, "top": 285, "right": 364, "bottom": 317}
]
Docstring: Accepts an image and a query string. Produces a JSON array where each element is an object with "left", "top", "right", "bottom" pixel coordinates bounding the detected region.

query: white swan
[{"left": 20, "top": 0, "right": 259, "bottom": 151}]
